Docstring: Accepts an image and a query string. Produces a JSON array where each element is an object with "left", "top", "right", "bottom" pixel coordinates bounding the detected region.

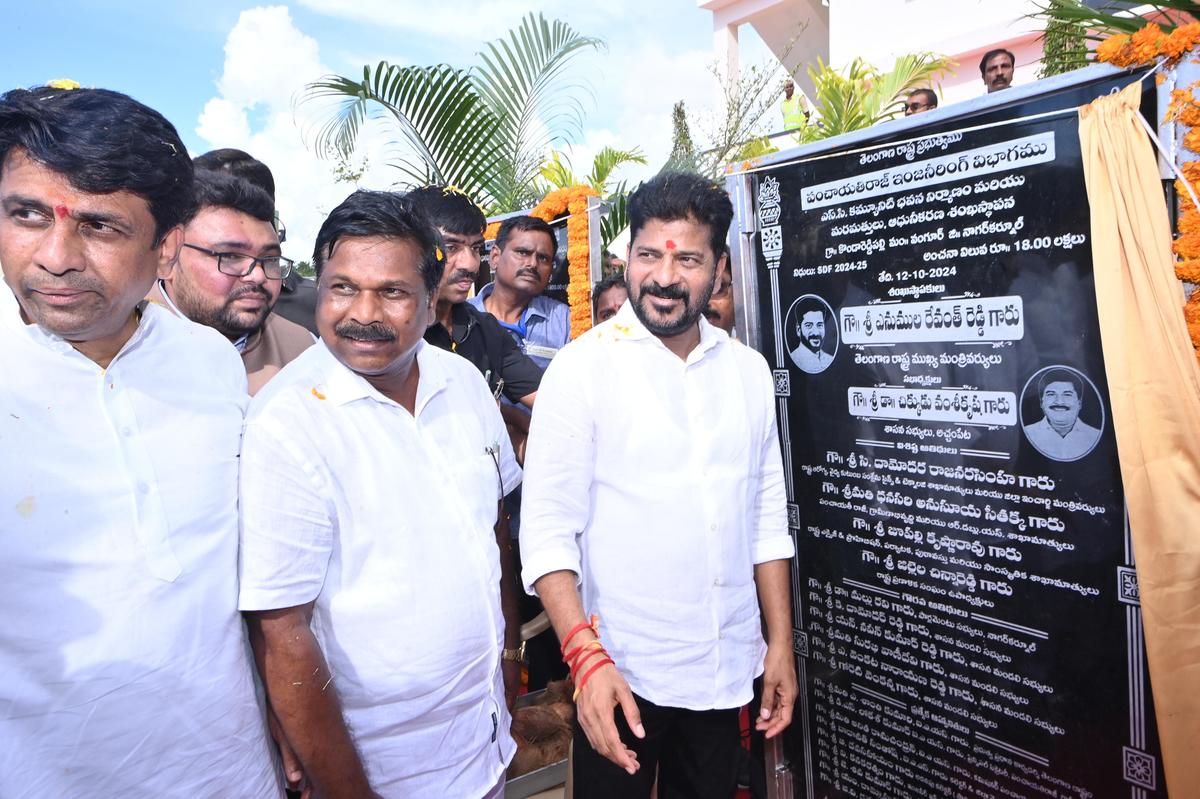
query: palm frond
[
  {"left": 303, "top": 62, "right": 505, "bottom": 204},
  {"left": 472, "top": 13, "right": 604, "bottom": 207},
  {"left": 586, "top": 147, "right": 647, "bottom": 192}
]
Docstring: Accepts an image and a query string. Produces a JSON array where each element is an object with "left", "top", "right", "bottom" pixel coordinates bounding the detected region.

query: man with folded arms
[
  {"left": 0, "top": 85, "right": 279, "bottom": 797},
  {"left": 520, "top": 172, "right": 797, "bottom": 798},
  {"left": 239, "top": 190, "right": 519, "bottom": 798}
]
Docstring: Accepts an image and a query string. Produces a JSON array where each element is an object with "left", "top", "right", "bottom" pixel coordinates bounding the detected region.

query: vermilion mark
[
  {"left": 666, "top": 239, "right": 676, "bottom": 250},
  {"left": 55, "top": 205, "right": 69, "bottom": 219}
]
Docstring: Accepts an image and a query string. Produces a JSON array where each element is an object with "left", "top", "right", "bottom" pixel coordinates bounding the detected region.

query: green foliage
[
  {"left": 539, "top": 147, "right": 646, "bottom": 252},
  {"left": 294, "top": 260, "right": 315, "bottom": 279},
  {"left": 664, "top": 101, "right": 699, "bottom": 173},
  {"left": 731, "top": 136, "right": 779, "bottom": 161},
  {"left": 1040, "top": 13, "right": 1090, "bottom": 77},
  {"left": 798, "top": 53, "right": 954, "bottom": 143},
  {"left": 303, "top": 13, "right": 603, "bottom": 213},
  {"left": 1035, "top": 0, "right": 1198, "bottom": 43}
]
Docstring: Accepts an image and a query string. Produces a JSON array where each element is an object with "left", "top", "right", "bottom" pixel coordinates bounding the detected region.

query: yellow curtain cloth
[{"left": 1079, "top": 80, "right": 1200, "bottom": 796}]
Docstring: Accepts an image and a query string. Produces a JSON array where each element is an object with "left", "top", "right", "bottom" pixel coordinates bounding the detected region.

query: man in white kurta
[
  {"left": 0, "top": 84, "right": 279, "bottom": 798},
  {"left": 520, "top": 172, "right": 797, "bottom": 799},
  {"left": 238, "top": 189, "right": 519, "bottom": 798}
]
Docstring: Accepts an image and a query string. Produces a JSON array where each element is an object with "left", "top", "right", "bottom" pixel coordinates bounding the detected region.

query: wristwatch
[{"left": 501, "top": 642, "right": 526, "bottom": 663}]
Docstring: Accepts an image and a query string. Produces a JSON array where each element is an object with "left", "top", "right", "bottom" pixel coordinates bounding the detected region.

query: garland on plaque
[{"left": 1098, "top": 23, "right": 1200, "bottom": 360}]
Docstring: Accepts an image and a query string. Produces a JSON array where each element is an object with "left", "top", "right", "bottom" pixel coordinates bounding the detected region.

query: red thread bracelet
[
  {"left": 569, "top": 646, "right": 608, "bottom": 680},
  {"left": 560, "top": 614, "right": 599, "bottom": 655},
  {"left": 573, "top": 657, "right": 615, "bottom": 700},
  {"left": 562, "top": 639, "right": 603, "bottom": 666}
]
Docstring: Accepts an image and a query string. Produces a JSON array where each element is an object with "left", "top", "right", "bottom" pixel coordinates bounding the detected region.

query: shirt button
[
  {"left": 121, "top": 426, "right": 133, "bottom": 437},
  {"left": 710, "top": 524, "right": 717, "bottom": 531},
  {"left": 137, "top": 482, "right": 151, "bottom": 495}
]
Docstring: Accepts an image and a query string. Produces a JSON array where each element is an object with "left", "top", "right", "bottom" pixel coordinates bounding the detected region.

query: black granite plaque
[{"left": 749, "top": 73, "right": 1167, "bottom": 798}]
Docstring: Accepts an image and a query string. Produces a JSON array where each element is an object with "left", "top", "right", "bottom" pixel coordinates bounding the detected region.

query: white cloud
[
  {"left": 196, "top": 5, "right": 396, "bottom": 263},
  {"left": 296, "top": 0, "right": 556, "bottom": 43}
]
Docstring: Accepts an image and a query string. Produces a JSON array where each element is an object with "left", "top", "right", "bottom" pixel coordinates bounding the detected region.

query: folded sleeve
[
  {"left": 238, "top": 417, "right": 334, "bottom": 611},
  {"left": 518, "top": 344, "right": 595, "bottom": 594}
]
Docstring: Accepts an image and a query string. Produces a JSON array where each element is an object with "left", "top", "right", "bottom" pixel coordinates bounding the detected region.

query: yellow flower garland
[
  {"left": 530, "top": 185, "right": 599, "bottom": 339},
  {"left": 1098, "top": 24, "right": 1200, "bottom": 362}
]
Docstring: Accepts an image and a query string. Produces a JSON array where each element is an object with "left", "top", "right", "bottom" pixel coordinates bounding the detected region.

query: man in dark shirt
[{"left": 409, "top": 186, "right": 541, "bottom": 413}]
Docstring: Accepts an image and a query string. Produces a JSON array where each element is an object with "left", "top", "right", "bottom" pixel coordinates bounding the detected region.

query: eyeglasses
[
  {"left": 182, "top": 243, "right": 294, "bottom": 279},
  {"left": 905, "top": 102, "right": 932, "bottom": 113}
]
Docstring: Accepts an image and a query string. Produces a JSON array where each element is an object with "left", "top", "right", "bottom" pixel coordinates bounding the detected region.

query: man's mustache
[
  {"left": 228, "top": 284, "right": 270, "bottom": 302},
  {"left": 336, "top": 321, "right": 397, "bottom": 341},
  {"left": 1048, "top": 404, "right": 1072, "bottom": 411},
  {"left": 516, "top": 268, "right": 540, "bottom": 281},
  {"left": 448, "top": 269, "right": 476, "bottom": 284},
  {"left": 641, "top": 283, "right": 688, "bottom": 301}
]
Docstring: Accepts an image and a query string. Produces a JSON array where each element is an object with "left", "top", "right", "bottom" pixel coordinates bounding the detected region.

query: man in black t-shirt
[{"left": 409, "top": 187, "right": 541, "bottom": 411}]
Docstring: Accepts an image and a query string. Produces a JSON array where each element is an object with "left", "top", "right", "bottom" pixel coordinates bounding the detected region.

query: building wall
[{"left": 701, "top": 0, "right": 1052, "bottom": 110}]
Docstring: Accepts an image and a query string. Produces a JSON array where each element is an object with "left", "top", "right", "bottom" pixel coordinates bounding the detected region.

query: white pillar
[{"left": 714, "top": 22, "right": 740, "bottom": 110}]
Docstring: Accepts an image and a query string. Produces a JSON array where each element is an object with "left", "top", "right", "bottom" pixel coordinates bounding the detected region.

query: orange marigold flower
[
  {"left": 1171, "top": 257, "right": 1200, "bottom": 283},
  {"left": 1179, "top": 210, "right": 1200, "bottom": 234},
  {"left": 1184, "top": 126, "right": 1200, "bottom": 155},
  {"left": 1097, "top": 33, "right": 1133, "bottom": 65},
  {"left": 1174, "top": 232, "right": 1200, "bottom": 259}
]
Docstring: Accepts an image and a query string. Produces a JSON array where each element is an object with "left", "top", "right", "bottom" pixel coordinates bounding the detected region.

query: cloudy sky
[{"left": 4, "top": 1, "right": 776, "bottom": 261}]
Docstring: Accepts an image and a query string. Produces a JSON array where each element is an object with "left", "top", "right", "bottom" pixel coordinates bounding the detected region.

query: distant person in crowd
[
  {"left": 1023, "top": 368, "right": 1101, "bottom": 461},
  {"left": 981, "top": 48, "right": 1015, "bottom": 93},
  {"left": 905, "top": 88, "right": 938, "bottom": 116},
  {"left": 704, "top": 260, "right": 736, "bottom": 335},
  {"left": 789, "top": 296, "right": 833, "bottom": 374},
  {"left": 603, "top": 250, "right": 626, "bottom": 274},
  {"left": 592, "top": 274, "right": 629, "bottom": 324},
  {"left": 521, "top": 172, "right": 796, "bottom": 798},
  {"left": 195, "top": 147, "right": 319, "bottom": 334},
  {"left": 0, "top": 85, "right": 280, "bottom": 797},
  {"left": 781, "top": 79, "right": 809, "bottom": 135},
  {"left": 152, "top": 169, "right": 313, "bottom": 393},
  {"left": 472, "top": 215, "right": 570, "bottom": 369},
  {"left": 239, "top": 190, "right": 519, "bottom": 799},
  {"left": 410, "top": 186, "right": 541, "bottom": 410}
]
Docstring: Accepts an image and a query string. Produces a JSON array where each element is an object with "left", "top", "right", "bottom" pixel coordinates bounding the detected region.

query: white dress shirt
[
  {"left": 520, "top": 301, "right": 794, "bottom": 711},
  {"left": 238, "top": 340, "right": 520, "bottom": 798},
  {"left": 1023, "top": 416, "right": 1101, "bottom": 461},
  {"left": 0, "top": 287, "right": 281, "bottom": 798}
]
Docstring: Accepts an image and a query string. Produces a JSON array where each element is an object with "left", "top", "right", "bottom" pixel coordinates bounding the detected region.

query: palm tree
[
  {"left": 799, "top": 53, "right": 955, "bottom": 142},
  {"left": 538, "top": 146, "right": 648, "bottom": 251},
  {"left": 303, "top": 13, "right": 603, "bottom": 213}
]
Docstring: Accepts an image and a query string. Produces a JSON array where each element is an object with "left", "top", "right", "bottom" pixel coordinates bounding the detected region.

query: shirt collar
[
  {"left": 315, "top": 338, "right": 449, "bottom": 414},
  {"left": 1, "top": 279, "right": 158, "bottom": 360},
  {"left": 604, "top": 299, "right": 724, "bottom": 363},
  {"left": 477, "top": 282, "right": 550, "bottom": 323}
]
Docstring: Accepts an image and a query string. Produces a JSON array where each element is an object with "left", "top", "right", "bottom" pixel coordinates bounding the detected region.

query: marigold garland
[
  {"left": 530, "top": 185, "right": 599, "bottom": 339},
  {"left": 1099, "top": 24, "right": 1200, "bottom": 362}
]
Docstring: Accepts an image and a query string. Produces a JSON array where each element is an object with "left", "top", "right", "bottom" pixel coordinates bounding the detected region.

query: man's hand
[
  {"left": 574, "top": 662, "right": 645, "bottom": 775},
  {"left": 267, "top": 708, "right": 311, "bottom": 799},
  {"left": 755, "top": 643, "right": 797, "bottom": 738}
]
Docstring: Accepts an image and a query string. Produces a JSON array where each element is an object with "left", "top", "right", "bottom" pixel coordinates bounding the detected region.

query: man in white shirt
[
  {"left": 239, "top": 190, "right": 520, "bottom": 799},
  {"left": 1023, "top": 368, "right": 1101, "bottom": 461},
  {"left": 520, "top": 172, "right": 798, "bottom": 798},
  {"left": 0, "top": 85, "right": 280, "bottom": 797}
]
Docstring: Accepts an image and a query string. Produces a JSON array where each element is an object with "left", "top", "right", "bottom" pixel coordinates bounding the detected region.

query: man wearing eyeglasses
[
  {"left": 905, "top": 88, "right": 938, "bottom": 117},
  {"left": 152, "top": 168, "right": 313, "bottom": 393}
]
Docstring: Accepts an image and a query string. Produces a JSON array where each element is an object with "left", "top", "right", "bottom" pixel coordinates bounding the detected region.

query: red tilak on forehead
[
  {"left": 55, "top": 205, "right": 70, "bottom": 219},
  {"left": 666, "top": 239, "right": 676, "bottom": 250}
]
